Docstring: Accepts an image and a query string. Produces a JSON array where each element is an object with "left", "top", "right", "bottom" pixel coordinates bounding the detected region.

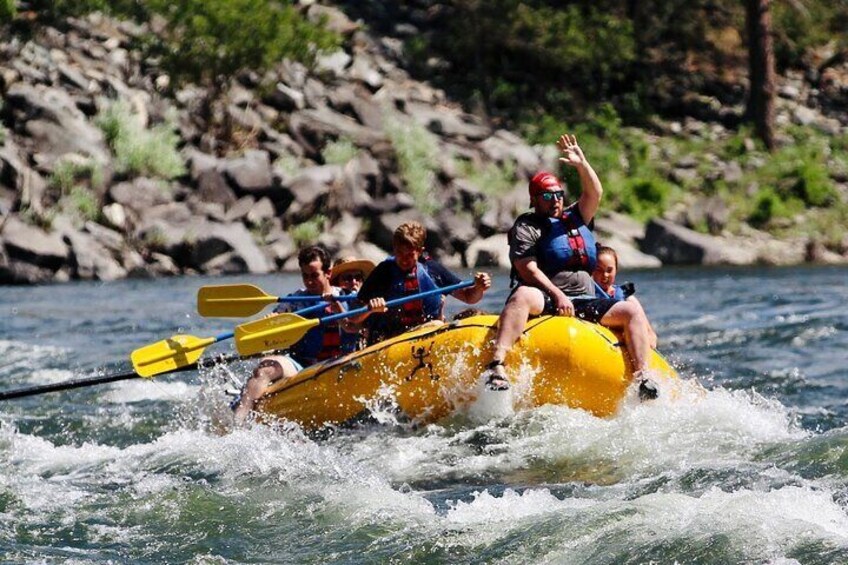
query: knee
[
  {"left": 627, "top": 306, "right": 649, "bottom": 330},
  {"left": 505, "top": 287, "right": 542, "bottom": 310}
]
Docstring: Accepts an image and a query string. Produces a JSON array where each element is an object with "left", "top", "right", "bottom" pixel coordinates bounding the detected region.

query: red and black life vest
[{"left": 367, "top": 258, "right": 442, "bottom": 342}]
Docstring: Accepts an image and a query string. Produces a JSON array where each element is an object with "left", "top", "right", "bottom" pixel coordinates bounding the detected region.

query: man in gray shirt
[{"left": 481, "top": 134, "right": 657, "bottom": 400}]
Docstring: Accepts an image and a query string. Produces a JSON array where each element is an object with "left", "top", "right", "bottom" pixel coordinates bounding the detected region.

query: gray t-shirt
[{"left": 508, "top": 211, "right": 595, "bottom": 297}]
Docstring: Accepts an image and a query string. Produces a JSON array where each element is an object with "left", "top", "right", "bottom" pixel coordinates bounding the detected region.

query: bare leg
[
  {"left": 233, "top": 356, "right": 299, "bottom": 423},
  {"left": 482, "top": 287, "right": 546, "bottom": 390},
  {"left": 491, "top": 286, "right": 546, "bottom": 363},
  {"left": 599, "top": 300, "right": 651, "bottom": 374}
]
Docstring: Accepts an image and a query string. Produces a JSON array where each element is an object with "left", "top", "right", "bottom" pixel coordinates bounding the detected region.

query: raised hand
[{"left": 557, "top": 134, "right": 587, "bottom": 168}]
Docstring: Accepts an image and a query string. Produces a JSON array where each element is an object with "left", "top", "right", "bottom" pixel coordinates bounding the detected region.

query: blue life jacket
[
  {"left": 536, "top": 207, "right": 598, "bottom": 276},
  {"left": 367, "top": 258, "right": 443, "bottom": 342},
  {"left": 279, "top": 291, "right": 358, "bottom": 367},
  {"left": 596, "top": 284, "right": 627, "bottom": 301}
]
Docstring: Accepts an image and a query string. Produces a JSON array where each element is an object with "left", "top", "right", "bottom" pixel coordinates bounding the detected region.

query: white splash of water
[{"left": 102, "top": 380, "right": 200, "bottom": 404}]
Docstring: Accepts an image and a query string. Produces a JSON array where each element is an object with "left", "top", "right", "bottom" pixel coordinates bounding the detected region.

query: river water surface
[{"left": 2, "top": 266, "right": 847, "bottom": 563}]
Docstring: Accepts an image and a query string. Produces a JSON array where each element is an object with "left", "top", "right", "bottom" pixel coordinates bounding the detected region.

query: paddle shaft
[
  {"left": 275, "top": 294, "right": 357, "bottom": 303},
  {"left": 234, "top": 280, "right": 476, "bottom": 355},
  {"left": 0, "top": 353, "right": 243, "bottom": 401},
  {"left": 317, "top": 280, "right": 474, "bottom": 325}
]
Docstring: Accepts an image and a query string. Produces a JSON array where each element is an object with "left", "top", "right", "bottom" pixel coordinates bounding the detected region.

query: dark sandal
[{"left": 483, "top": 361, "right": 510, "bottom": 392}]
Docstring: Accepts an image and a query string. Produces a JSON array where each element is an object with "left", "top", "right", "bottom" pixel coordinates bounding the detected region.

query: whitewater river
[{"left": 2, "top": 266, "right": 847, "bottom": 563}]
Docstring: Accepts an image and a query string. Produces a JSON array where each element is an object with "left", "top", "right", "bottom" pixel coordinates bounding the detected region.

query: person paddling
[
  {"left": 233, "top": 246, "right": 360, "bottom": 423},
  {"left": 480, "top": 134, "right": 658, "bottom": 399},
  {"left": 351, "top": 221, "right": 492, "bottom": 344}
]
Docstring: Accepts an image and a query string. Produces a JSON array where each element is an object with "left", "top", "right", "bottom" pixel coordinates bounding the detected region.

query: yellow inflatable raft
[{"left": 255, "top": 314, "right": 677, "bottom": 429}]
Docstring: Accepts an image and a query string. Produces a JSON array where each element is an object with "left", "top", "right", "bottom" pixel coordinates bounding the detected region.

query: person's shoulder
[
  {"left": 358, "top": 261, "right": 391, "bottom": 298},
  {"left": 423, "top": 257, "right": 460, "bottom": 284},
  {"left": 563, "top": 203, "right": 596, "bottom": 229},
  {"left": 287, "top": 287, "right": 309, "bottom": 296},
  {"left": 510, "top": 212, "right": 547, "bottom": 243},
  {"left": 513, "top": 210, "right": 542, "bottom": 227}
]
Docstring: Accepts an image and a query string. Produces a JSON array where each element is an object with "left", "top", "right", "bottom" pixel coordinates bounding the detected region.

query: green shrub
[
  {"left": 61, "top": 186, "right": 101, "bottom": 224},
  {"left": 274, "top": 154, "right": 301, "bottom": 178},
  {"left": 420, "top": 1, "right": 635, "bottom": 120},
  {"left": 0, "top": 0, "right": 15, "bottom": 23},
  {"left": 790, "top": 158, "right": 834, "bottom": 207},
  {"left": 617, "top": 176, "right": 673, "bottom": 221},
  {"left": 748, "top": 188, "right": 788, "bottom": 228},
  {"left": 96, "top": 101, "right": 185, "bottom": 179},
  {"left": 384, "top": 114, "right": 440, "bottom": 215},
  {"left": 322, "top": 137, "right": 358, "bottom": 166},
  {"left": 144, "top": 0, "right": 340, "bottom": 86},
  {"left": 757, "top": 136, "right": 836, "bottom": 208},
  {"left": 49, "top": 159, "right": 104, "bottom": 195},
  {"left": 289, "top": 214, "right": 326, "bottom": 248}
]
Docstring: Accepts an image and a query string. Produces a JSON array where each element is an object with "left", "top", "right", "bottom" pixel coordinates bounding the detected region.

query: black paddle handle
[
  {"left": 0, "top": 371, "right": 141, "bottom": 400},
  {"left": 0, "top": 353, "right": 243, "bottom": 401}
]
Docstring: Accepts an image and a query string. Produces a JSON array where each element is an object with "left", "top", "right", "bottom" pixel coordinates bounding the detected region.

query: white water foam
[
  {"left": 0, "top": 339, "right": 71, "bottom": 382},
  {"left": 342, "top": 376, "right": 807, "bottom": 490},
  {"left": 102, "top": 380, "right": 200, "bottom": 404}
]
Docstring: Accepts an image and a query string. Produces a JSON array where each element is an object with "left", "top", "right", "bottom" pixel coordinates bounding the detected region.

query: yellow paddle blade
[
  {"left": 131, "top": 335, "right": 216, "bottom": 377},
  {"left": 197, "top": 284, "right": 277, "bottom": 317},
  {"left": 234, "top": 313, "right": 320, "bottom": 356}
]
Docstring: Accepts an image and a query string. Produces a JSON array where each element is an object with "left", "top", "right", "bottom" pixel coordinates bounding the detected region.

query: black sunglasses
[{"left": 539, "top": 191, "right": 565, "bottom": 201}]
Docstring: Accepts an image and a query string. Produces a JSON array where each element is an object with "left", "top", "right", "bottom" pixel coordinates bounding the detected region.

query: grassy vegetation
[
  {"left": 274, "top": 154, "right": 302, "bottom": 178},
  {"left": 96, "top": 100, "right": 184, "bottom": 179},
  {"left": 48, "top": 159, "right": 105, "bottom": 225},
  {"left": 289, "top": 214, "right": 327, "bottom": 248},
  {"left": 384, "top": 114, "right": 441, "bottom": 215},
  {"left": 322, "top": 137, "right": 358, "bottom": 166}
]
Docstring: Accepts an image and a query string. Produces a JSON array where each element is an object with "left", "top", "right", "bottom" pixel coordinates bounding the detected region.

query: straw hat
[{"left": 330, "top": 258, "right": 375, "bottom": 284}]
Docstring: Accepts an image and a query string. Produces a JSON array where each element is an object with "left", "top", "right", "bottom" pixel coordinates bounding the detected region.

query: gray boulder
[
  {"left": 466, "top": 234, "right": 510, "bottom": 268},
  {"left": 5, "top": 83, "right": 110, "bottom": 169},
  {"left": 282, "top": 165, "right": 341, "bottom": 222},
  {"left": 63, "top": 229, "right": 127, "bottom": 280},
  {"left": 221, "top": 150, "right": 274, "bottom": 196},
  {"left": 108, "top": 177, "right": 174, "bottom": 213},
  {"left": 1, "top": 216, "right": 69, "bottom": 269},
  {"left": 641, "top": 218, "right": 758, "bottom": 265},
  {"left": 190, "top": 222, "right": 272, "bottom": 274}
]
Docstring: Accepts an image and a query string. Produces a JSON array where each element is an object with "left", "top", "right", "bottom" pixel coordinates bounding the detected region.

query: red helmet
[{"left": 528, "top": 171, "right": 562, "bottom": 198}]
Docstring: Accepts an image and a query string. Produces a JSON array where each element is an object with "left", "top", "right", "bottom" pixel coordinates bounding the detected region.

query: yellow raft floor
[{"left": 255, "top": 314, "right": 677, "bottom": 429}]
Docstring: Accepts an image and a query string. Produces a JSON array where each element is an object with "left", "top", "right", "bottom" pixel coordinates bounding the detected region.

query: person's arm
[
  {"left": 514, "top": 257, "right": 574, "bottom": 316},
  {"left": 344, "top": 264, "right": 389, "bottom": 326},
  {"left": 450, "top": 272, "right": 491, "bottom": 304},
  {"left": 558, "top": 134, "right": 602, "bottom": 223}
]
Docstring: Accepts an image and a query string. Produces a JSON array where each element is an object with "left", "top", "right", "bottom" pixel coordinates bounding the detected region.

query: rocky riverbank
[{"left": 2, "top": 6, "right": 847, "bottom": 285}]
